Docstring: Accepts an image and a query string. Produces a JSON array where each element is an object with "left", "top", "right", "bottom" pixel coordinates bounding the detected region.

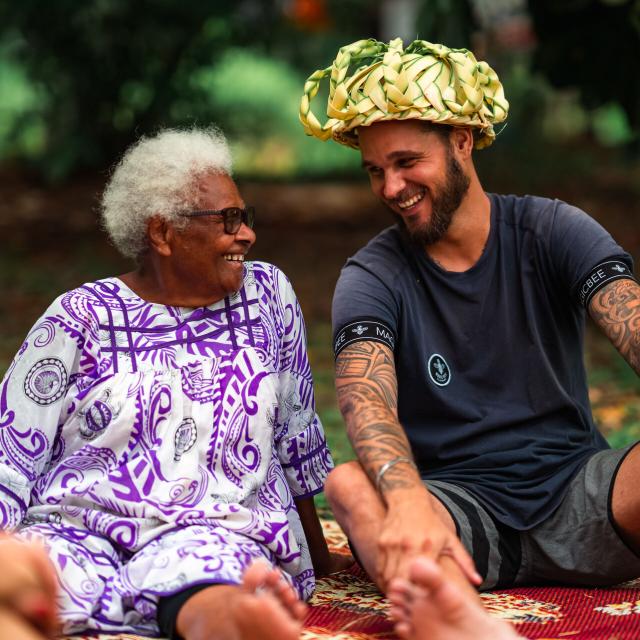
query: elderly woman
[{"left": 0, "top": 128, "right": 349, "bottom": 640}]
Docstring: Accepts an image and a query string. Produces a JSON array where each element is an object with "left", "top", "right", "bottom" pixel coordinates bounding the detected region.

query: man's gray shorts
[{"left": 427, "top": 445, "right": 640, "bottom": 590}]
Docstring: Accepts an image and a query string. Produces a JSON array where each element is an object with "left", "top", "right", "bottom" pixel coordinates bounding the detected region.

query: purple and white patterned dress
[{"left": 0, "top": 261, "right": 333, "bottom": 635}]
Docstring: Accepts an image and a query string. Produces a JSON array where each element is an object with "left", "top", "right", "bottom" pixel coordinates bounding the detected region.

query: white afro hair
[{"left": 101, "top": 127, "right": 233, "bottom": 259}]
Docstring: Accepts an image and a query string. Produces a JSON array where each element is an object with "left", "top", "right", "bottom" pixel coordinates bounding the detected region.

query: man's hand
[
  {"left": 376, "top": 491, "right": 481, "bottom": 591},
  {"left": 0, "top": 535, "right": 58, "bottom": 636}
]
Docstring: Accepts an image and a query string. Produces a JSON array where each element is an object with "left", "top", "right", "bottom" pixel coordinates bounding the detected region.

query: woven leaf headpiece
[{"left": 300, "top": 38, "right": 508, "bottom": 150}]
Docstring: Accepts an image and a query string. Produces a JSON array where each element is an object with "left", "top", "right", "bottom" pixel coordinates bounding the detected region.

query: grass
[
  {"left": 307, "top": 322, "right": 355, "bottom": 468},
  {"left": 585, "top": 326, "right": 640, "bottom": 448}
]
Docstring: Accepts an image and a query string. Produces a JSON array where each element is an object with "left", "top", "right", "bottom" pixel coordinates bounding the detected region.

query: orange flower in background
[{"left": 287, "top": 0, "right": 331, "bottom": 31}]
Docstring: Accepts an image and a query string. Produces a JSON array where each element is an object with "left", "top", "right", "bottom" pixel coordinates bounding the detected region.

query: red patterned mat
[
  {"left": 303, "top": 520, "right": 640, "bottom": 640},
  {"left": 63, "top": 520, "right": 640, "bottom": 639}
]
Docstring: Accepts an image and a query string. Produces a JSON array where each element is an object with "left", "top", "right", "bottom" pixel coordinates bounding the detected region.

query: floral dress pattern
[{"left": 0, "top": 261, "right": 333, "bottom": 635}]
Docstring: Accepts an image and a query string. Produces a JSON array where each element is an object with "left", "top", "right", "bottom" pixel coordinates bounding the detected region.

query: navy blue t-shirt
[{"left": 332, "top": 194, "right": 636, "bottom": 531}]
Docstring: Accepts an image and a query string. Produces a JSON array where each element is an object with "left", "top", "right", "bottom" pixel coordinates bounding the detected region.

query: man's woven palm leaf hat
[{"left": 300, "top": 37, "right": 509, "bottom": 149}]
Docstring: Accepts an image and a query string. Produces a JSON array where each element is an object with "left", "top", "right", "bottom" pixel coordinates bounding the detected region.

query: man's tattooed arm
[
  {"left": 335, "top": 341, "right": 422, "bottom": 497},
  {"left": 588, "top": 278, "right": 640, "bottom": 376}
]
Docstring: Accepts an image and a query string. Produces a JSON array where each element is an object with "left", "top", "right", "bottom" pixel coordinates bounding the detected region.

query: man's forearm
[
  {"left": 335, "top": 342, "right": 425, "bottom": 498},
  {"left": 337, "top": 383, "right": 417, "bottom": 492},
  {"left": 589, "top": 279, "right": 640, "bottom": 376}
]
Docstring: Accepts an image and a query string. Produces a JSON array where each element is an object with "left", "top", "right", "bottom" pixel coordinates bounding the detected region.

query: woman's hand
[{"left": 316, "top": 551, "right": 355, "bottom": 577}]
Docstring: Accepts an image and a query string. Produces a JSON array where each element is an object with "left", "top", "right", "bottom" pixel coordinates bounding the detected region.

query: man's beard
[{"left": 393, "top": 150, "right": 470, "bottom": 246}]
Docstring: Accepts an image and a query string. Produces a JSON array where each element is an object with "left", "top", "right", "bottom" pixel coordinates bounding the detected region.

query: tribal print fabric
[{"left": 0, "top": 262, "right": 333, "bottom": 635}]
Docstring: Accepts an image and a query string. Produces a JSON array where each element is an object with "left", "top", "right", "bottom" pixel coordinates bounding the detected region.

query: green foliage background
[{"left": 0, "top": 0, "right": 639, "bottom": 181}]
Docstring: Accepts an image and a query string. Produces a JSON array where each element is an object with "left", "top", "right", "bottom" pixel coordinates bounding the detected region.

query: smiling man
[{"left": 300, "top": 38, "right": 640, "bottom": 640}]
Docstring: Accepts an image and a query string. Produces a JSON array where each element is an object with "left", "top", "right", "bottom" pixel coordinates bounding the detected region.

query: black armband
[
  {"left": 334, "top": 319, "right": 396, "bottom": 357},
  {"left": 577, "top": 260, "right": 637, "bottom": 308}
]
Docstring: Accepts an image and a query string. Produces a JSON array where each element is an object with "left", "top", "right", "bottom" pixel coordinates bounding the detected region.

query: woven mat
[
  {"left": 308, "top": 521, "right": 640, "bottom": 639},
  {"left": 65, "top": 519, "right": 640, "bottom": 639}
]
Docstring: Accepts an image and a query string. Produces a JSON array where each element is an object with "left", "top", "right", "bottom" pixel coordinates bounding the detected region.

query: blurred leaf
[{"left": 528, "top": 0, "right": 640, "bottom": 136}]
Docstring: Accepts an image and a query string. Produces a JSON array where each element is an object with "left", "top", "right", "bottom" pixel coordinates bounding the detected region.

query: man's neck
[{"left": 425, "top": 185, "right": 491, "bottom": 273}]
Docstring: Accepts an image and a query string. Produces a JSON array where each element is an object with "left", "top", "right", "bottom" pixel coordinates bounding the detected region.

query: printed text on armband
[
  {"left": 578, "top": 260, "right": 636, "bottom": 307},
  {"left": 333, "top": 319, "right": 396, "bottom": 357}
]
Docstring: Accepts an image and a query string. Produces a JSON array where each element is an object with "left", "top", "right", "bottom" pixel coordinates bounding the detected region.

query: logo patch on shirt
[{"left": 427, "top": 354, "right": 451, "bottom": 387}]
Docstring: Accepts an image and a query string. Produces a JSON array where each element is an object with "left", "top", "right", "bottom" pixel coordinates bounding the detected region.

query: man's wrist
[
  {"left": 383, "top": 480, "right": 431, "bottom": 510},
  {"left": 386, "top": 496, "right": 437, "bottom": 525},
  {"left": 375, "top": 456, "right": 418, "bottom": 493}
]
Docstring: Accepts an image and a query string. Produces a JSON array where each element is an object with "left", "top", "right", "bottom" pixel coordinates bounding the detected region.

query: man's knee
[
  {"left": 611, "top": 444, "right": 640, "bottom": 552},
  {"left": 325, "top": 461, "right": 386, "bottom": 540},
  {"left": 325, "top": 461, "right": 370, "bottom": 512}
]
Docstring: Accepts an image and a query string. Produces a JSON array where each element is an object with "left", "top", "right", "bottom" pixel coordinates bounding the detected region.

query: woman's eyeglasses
[{"left": 179, "top": 207, "right": 255, "bottom": 235}]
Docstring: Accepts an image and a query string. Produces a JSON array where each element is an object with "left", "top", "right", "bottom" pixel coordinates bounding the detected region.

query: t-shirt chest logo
[{"left": 427, "top": 354, "right": 451, "bottom": 387}]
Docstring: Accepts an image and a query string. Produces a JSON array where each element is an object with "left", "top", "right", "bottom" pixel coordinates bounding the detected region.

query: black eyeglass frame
[{"left": 179, "top": 206, "right": 255, "bottom": 234}]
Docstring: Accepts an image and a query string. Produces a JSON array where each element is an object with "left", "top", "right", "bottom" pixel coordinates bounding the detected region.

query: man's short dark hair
[
  {"left": 420, "top": 122, "right": 480, "bottom": 146},
  {"left": 420, "top": 121, "right": 454, "bottom": 142}
]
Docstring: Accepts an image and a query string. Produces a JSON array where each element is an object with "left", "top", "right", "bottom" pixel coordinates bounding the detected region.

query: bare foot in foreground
[
  {"left": 0, "top": 536, "right": 58, "bottom": 638},
  {"left": 176, "top": 560, "right": 307, "bottom": 640},
  {"left": 388, "top": 557, "right": 522, "bottom": 640},
  {"left": 0, "top": 607, "right": 49, "bottom": 640}
]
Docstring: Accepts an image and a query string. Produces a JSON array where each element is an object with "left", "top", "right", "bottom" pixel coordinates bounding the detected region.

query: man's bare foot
[
  {"left": 388, "top": 557, "right": 522, "bottom": 640},
  {"left": 175, "top": 561, "right": 306, "bottom": 640}
]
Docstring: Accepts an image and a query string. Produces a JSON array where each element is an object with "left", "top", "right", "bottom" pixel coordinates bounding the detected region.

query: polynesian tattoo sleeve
[
  {"left": 588, "top": 278, "right": 640, "bottom": 376},
  {"left": 335, "top": 341, "right": 421, "bottom": 495}
]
